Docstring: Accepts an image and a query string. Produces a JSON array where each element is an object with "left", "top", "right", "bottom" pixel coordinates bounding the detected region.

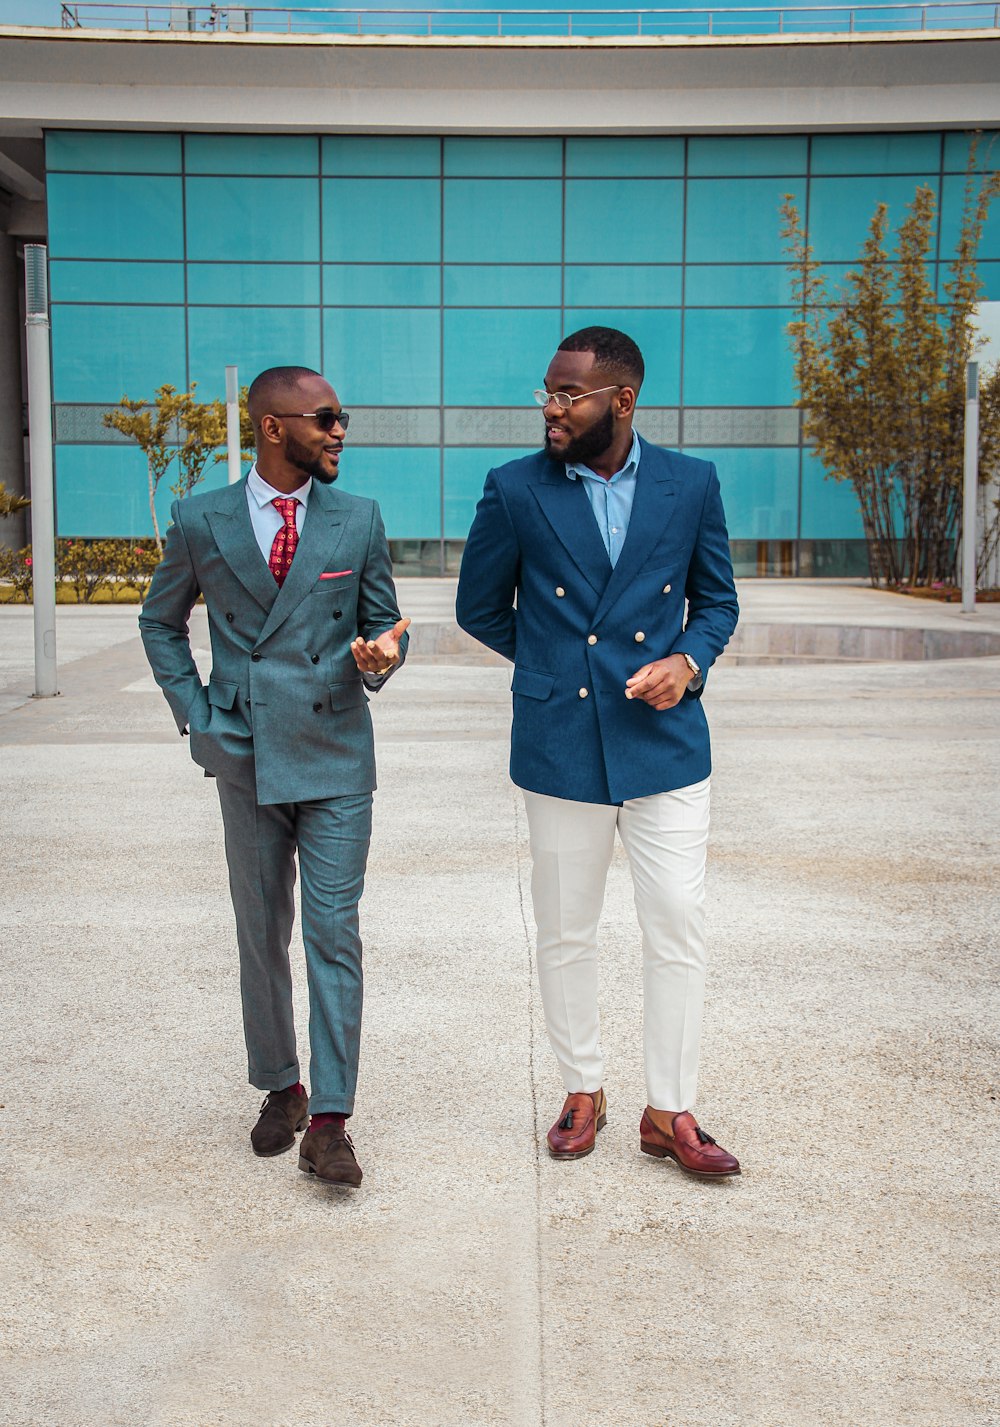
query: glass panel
[
  {"left": 185, "top": 135, "right": 318, "bottom": 175},
  {"left": 806, "top": 176, "right": 939, "bottom": 262},
  {"left": 188, "top": 263, "right": 321, "bottom": 306},
  {"left": 46, "top": 130, "right": 181, "bottom": 173},
  {"left": 336, "top": 447, "right": 441, "bottom": 540},
  {"left": 564, "top": 180, "right": 683, "bottom": 263},
  {"left": 810, "top": 133, "right": 942, "bottom": 175},
  {"left": 444, "top": 265, "right": 561, "bottom": 306},
  {"left": 55, "top": 444, "right": 211, "bottom": 539},
  {"left": 444, "top": 138, "right": 562, "bottom": 177},
  {"left": 443, "top": 309, "right": 562, "bottom": 404},
  {"left": 943, "top": 131, "right": 1000, "bottom": 173},
  {"left": 684, "top": 447, "right": 799, "bottom": 540},
  {"left": 323, "top": 136, "right": 441, "bottom": 176},
  {"left": 49, "top": 260, "right": 185, "bottom": 304},
  {"left": 186, "top": 177, "right": 319, "bottom": 262},
  {"left": 939, "top": 176, "right": 1000, "bottom": 261},
  {"left": 324, "top": 264, "right": 440, "bottom": 306},
  {"left": 444, "top": 179, "right": 562, "bottom": 264},
  {"left": 687, "top": 178, "right": 803, "bottom": 263},
  {"left": 563, "top": 266, "right": 682, "bottom": 307},
  {"left": 685, "top": 265, "right": 795, "bottom": 307},
  {"left": 445, "top": 448, "right": 537, "bottom": 539},
  {"left": 683, "top": 309, "right": 794, "bottom": 406},
  {"left": 565, "top": 138, "right": 684, "bottom": 177},
  {"left": 324, "top": 308, "right": 440, "bottom": 405},
  {"left": 688, "top": 137, "right": 808, "bottom": 177},
  {"left": 800, "top": 451, "right": 865, "bottom": 539},
  {"left": 561, "top": 309, "right": 681, "bottom": 406},
  {"left": 52, "top": 306, "right": 187, "bottom": 402},
  {"left": 323, "top": 179, "right": 441, "bottom": 262},
  {"left": 187, "top": 307, "right": 322, "bottom": 400},
  {"left": 972, "top": 262, "right": 1000, "bottom": 300},
  {"left": 47, "top": 174, "right": 183, "bottom": 260}
]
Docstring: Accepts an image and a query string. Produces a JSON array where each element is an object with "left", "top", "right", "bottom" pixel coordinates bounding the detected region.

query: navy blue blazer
[{"left": 455, "top": 437, "right": 739, "bottom": 804}]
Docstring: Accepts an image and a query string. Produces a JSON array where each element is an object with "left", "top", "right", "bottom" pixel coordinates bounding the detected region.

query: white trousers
[{"left": 523, "top": 778, "right": 710, "bottom": 1113}]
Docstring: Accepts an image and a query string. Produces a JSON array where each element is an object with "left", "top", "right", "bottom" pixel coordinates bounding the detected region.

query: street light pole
[
  {"left": 24, "top": 244, "right": 58, "bottom": 698},
  {"left": 962, "top": 361, "right": 979, "bottom": 614}
]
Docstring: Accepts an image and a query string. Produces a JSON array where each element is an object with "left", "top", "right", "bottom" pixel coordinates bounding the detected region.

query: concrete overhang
[{"left": 0, "top": 24, "right": 997, "bottom": 138}]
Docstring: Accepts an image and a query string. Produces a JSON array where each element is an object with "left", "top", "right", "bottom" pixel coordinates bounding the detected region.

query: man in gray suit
[{"left": 140, "top": 365, "right": 408, "bottom": 1189}]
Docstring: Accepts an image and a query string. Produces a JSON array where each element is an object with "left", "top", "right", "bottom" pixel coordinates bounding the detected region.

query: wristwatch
[{"left": 680, "top": 652, "right": 701, "bottom": 680}]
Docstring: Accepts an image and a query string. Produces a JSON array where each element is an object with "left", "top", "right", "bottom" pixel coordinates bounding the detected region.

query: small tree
[
  {"left": 781, "top": 143, "right": 1000, "bottom": 589},
  {"left": 0, "top": 483, "right": 30, "bottom": 519},
  {"left": 103, "top": 384, "right": 188, "bottom": 554}
]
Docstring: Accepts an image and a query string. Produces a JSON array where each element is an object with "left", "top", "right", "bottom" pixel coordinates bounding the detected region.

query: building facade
[{"left": 2, "top": 14, "right": 999, "bottom": 574}]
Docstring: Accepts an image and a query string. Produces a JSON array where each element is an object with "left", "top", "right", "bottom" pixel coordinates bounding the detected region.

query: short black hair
[
  {"left": 558, "top": 326, "right": 644, "bottom": 393},
  {"left": 247, "top": 365, "right": 323, "bottom": 425}
]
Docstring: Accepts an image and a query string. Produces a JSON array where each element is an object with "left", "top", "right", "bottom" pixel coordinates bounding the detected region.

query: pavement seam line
[{"left": 513, "top": 782, "right": 548, "bottom": 1427}]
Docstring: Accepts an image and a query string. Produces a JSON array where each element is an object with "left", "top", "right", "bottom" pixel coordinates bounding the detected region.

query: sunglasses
[{"left": 271, "top": 408, "right": 350, "bottom": 433}]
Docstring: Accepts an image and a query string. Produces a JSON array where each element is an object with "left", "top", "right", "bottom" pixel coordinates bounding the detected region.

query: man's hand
[
  {"left": 351, "top": 617, "right": 411, "bottom": 677},
  {"left": 624, "top": 654, "right": 693, "bottom": 711}
]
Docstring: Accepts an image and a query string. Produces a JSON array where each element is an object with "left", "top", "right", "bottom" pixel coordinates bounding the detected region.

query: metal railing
[{"left": 54, "top": 3, "right": 1000, "bottom": 39}]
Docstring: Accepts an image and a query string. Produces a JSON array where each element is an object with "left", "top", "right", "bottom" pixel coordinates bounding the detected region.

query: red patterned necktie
[{"left": 268, "top": 497, "right": 299, "bottom": 586}]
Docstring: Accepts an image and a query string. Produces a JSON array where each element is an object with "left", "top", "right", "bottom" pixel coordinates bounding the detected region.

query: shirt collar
[
  {"left": 565, "top": 429, "right": 641, "bottom": 485},
  {"left": 247, "top": 463, "right": 311, "bottom": 509}
]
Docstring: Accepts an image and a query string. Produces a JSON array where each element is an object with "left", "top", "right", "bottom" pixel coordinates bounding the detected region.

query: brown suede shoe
[
  {"left": 250, "top": 1085, "right": 309, "bottom": 1157},
  {"left": 298, "top": 1125, "right": 363, "bottom": 1187},
  {"left": 639, "top": 1109, "right": 740, "bottom": 1179},
  {"left": 547, "top": 1088, "right": 607, "bottom": 1160}
]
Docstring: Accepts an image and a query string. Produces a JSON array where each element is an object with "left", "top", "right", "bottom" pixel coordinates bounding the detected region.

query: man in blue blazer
[
  {"left": 456, "top": 328, "right": 741, "bottom": 1178},
  {"left": 140, "top": 366, "right": 408, "bottom": 1189}
]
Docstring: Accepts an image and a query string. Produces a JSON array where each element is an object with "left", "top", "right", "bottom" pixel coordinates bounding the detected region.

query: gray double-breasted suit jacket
[{"left": 139, "top": 477, "right": 406, "bottom": 805}]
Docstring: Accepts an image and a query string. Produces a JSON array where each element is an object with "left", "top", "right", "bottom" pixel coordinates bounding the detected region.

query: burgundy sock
[
  {"left": 309, "top": 1112, "right": 346, "bottom": 1132},
  {"left": 288, "top": 1082, "right": 306, "bottom": 1097}
]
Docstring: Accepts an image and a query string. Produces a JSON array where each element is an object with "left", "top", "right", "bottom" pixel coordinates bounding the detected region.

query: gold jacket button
[
  {"left": 587, "top": 634, "right": 598, "bottom": 645},
  {"left": 662, "top": 583, "right": 671, "bottom": 594},
  {"left": 634, "top": 631, "right": 646, "bottom": 643},
  {"left": 578, "top": 687, "right": 589, "bottom": 698},
  {"left": 555, "top": 586, "right": 566, "bottom": 598}
]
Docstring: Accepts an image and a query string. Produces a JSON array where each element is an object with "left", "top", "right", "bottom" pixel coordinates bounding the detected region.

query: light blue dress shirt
[
  {"left": 246, "top": 463, "right": 311, "bottom": 562},
  {"left": 565, "top": 429, "right": 641, "bottom": 569}
]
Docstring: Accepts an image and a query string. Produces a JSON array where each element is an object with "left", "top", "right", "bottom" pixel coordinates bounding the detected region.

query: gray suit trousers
[{"left": 216, "top": 778, "right": 373, "bottom": 1116}]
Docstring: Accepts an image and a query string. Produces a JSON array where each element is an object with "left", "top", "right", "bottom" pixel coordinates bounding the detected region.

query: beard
[
  {"left": 285, "top": 430, "right": 338, "bottom": 484},
  {"left": 544, "top": 402, "right": 616, "bottom": 467}
]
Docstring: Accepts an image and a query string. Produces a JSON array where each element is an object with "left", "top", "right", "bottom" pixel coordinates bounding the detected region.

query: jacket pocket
[
  {"left": 511, "top": 667, "right": 555, "bottom": 701},
  {"left": 328, "top": 679, "right": 366, "bottom": 711},
  {"left": 207, "top": 677, "right": 239, "bottom": 711}
]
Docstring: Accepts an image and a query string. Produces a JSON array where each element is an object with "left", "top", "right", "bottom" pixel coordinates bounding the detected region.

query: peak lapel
[
  {"left": 256, "top": 484, "right": 348, "bottom": 646},
  {"left": 530, "top": 467, "right": 611, "bottom": 598},
  {"left": 592, "top": 447, "right": 679, "bottom": 626},
  {"left": 205, "top": 481, "right": 279, "bottom": 615}
]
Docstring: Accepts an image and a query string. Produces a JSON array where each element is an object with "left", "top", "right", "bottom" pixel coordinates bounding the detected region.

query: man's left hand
[
  {"left": 351, "top": 617, "right": 411, "bottom": 677},
  {"left": 624, "top": 654, "right": 693, "bottom": 711}
]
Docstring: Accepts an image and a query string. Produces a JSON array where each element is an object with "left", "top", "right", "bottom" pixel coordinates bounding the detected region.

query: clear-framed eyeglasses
[{"left": 532, "top": 385, "right": 620, "bottom": 411}]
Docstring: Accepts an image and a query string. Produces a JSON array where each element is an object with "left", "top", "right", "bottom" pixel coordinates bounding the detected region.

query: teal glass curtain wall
[{"left": 45, "top": 128, "right": 1000, "bottom": 573}]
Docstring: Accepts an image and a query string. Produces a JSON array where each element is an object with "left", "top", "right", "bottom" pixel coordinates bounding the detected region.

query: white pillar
[
  {"left": 24, "top": 244, "right": 57, "bottom": 698},
  {"left": 225, "top": 364, "right": 242, "bottom": 484},
  {"left": 962, "top": 361, "right": 978, "bottom": 614}
]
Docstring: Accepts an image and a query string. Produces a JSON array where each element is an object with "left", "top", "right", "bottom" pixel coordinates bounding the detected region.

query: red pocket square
[{"left": 319, "top": 570, "right": 353, "bottom": 579}]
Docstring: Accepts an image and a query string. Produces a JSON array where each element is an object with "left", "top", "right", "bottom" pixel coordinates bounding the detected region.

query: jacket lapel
[
  {"left": 205, "top": 480, "right": 279, "bottom": 616},
  {"left": 592, "top": 440, "right": 680, "bottom": 626},
  {"left": 530, "top": 460, "right": 611, "bottom": 598},
  {"left": 256, "top": 482, "right": 348, "bottom": 645}
]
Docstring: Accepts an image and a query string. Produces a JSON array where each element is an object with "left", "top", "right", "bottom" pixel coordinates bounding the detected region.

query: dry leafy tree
[
  {"left": 0, "top": 482, "right": 31, "bottom": 518},
  {"left": 104, "top": 383, "right": 253, "bottom": 552},
  {"left": 781, "top": 145, "right": 1000, "bottom": 589}
]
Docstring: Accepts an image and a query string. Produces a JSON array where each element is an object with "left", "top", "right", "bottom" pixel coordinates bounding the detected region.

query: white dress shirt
[{"left": 245, "top": 463, "right": 311, "bottom": 563}]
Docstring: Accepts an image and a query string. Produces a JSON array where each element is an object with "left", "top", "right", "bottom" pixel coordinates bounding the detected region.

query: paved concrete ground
[{"left": 0, "top": 587, "right": 997, "bottom": 1427}]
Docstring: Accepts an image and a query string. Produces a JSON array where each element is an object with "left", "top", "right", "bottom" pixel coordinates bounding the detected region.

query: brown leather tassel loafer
[
  {"left": 298, "top": 1125, "right": 363, "bottom": 1188},
  {"left": 639, "top": 1109, "right": 740, "bottom": 1179},
  {"left": 547, "top": 1088, "right": 607, "bottom": 1160},
  {"left": 250, "top": 1085, "right": 309, "bottom": 1157}
]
